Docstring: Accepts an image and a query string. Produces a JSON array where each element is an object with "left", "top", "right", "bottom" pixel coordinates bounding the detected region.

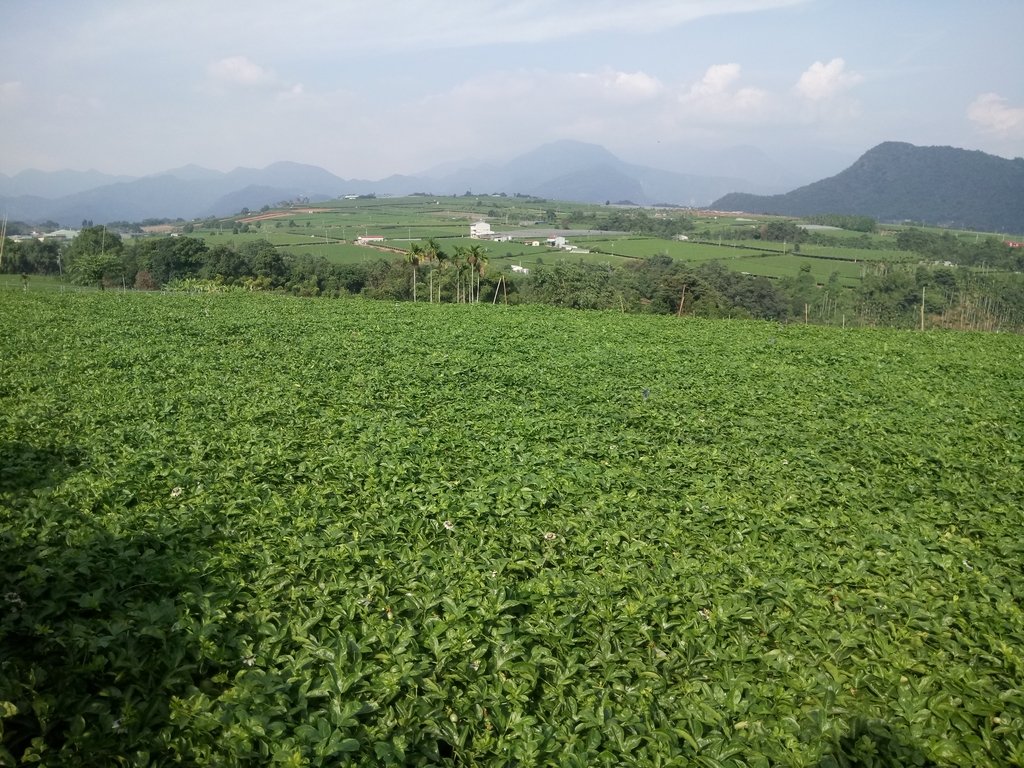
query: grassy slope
[{"left": 2, "top": 292, "right": 1022, "bottom": 766}]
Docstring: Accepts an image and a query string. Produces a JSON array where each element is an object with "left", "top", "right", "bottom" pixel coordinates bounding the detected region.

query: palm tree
[
  {"left": 470, "top": 247, "right": 488, "bottom": 303},
  {"left": 452, "top": 245, "right": 468, "bottom": 303},
  {"left": 466, "top": 244, "right": 486, "bottom": 303},
  {"left": 425, "top": 238, "right": 447, "bottom": 302},
  {"left": 406, "top": 242, "right": 424, "bottom": 302}
]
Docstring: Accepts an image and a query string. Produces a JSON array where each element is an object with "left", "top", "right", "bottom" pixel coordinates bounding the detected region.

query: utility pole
[{"left": 0, "top": 212, "right": 7, "bottom": 271}]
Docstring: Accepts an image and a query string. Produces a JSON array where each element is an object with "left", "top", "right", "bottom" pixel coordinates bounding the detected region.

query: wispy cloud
[
  {"left": 439, "top": 0, "right": 810, "bottom": 46},
  {"left": 69, "top": 0, "right": 810, "bottom": 59},
  {"left": 967, "top": 93, "right": 1024, "bottom": 138}
]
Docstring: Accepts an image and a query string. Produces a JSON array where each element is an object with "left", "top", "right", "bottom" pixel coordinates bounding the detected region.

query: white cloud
[
  {"left": 691, "top": 63, "right": 742, "bottom": 96},
  {"left": 967, "top": 93, "right": 1024, "bottom": 138},
  {"left": 208, "top": 56, "right": 276, "bottom": 87},
  {"left": 795, "top": 58, "right": 863, "bottom": 101},
  {"left": 683, "top": 64, "right": 766, "bottom": 115},
  {"left": 574, "top": 70, "right": 664, "bottom": 102},
  {"left": 206, "top": 55, "right": 304, "bottom": 95},
  {"left": 205, "top": 55, "right": 305, "bottom": 102}
]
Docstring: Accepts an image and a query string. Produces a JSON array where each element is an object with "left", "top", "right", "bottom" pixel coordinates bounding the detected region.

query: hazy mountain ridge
[
  {"left": 0, "top": 142, "right": 760, "bottom": 224},
  {"left": 0, "top": 162, "right": 356, "bottom": 224},
  {"left": 0, "top": 168, "right": 136, "bottom": 198},
  {"left": 711, "top": 142, "right": 1024, "bottom": 232},
  {"left": 4, "top": 141, "right": 1021, "bottom": 231},
  {"left": 428, "top": 140, "right": 751, "bottom": 204}
]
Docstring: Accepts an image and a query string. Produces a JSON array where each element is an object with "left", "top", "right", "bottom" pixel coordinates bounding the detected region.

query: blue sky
[{"left": 2, "top": 0, "right": 1022, "bottom": 183}]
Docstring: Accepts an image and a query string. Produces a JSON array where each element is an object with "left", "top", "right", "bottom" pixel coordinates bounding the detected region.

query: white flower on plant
[
  {"left": 242, "top": 655, "right": 256, "bottom": 667},
  {"left": 543, "top": 531, "right": 557, "bottom": 541},
  {"left": 699, "top": 607, "right": 712, "bottom": 620},
  {"left": 170, "top": 486, "right": 184, "bottom": 498},
  {"left": 443, "top": 520, "right": 455, "bottom": 531}
]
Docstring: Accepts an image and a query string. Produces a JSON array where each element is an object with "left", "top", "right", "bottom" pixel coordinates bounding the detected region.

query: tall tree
[
  {"left": 452, "top": 245, "right": 468, "bottom": 303},
  {"left": 66, "top": 226, "right": 125, "bottom": 287},
  {"left": 466, "top": 244, "right": 486, "bottom": 303},
  {"left": 424, "top": 238, "right": 447, "bottom": 302},
  {"left": 406, "top": 242, "right": 424, "bottom": 302}
]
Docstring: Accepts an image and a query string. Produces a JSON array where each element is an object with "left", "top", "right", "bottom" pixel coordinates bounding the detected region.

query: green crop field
[
  {"left": 582, "top": 238, "right": 764, "bottom": 263},
  {"left": 173, "top": 197, "right": 993, "bottom": 285},
  {"left": 728, "top": 255, "right": 868, "bottom": 284},
  {"left": 795, "top": 244, "right": 913, "bottom": 263},
  {"left": 3, "top": 291, "right": 1022, "bottom": 766}
]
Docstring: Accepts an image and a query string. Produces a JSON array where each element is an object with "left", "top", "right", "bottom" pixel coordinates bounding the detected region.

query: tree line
[{"left": 3, "top": 226, "right": 1023, "bottom": 331}]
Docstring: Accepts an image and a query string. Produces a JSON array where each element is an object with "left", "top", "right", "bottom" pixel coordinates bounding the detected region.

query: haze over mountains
[
  {"left": 0, "top": 140, "right": 764, "bottom": 225},
  {"left": 2, "top": 141, "right": 1022, "bottom": 233}
]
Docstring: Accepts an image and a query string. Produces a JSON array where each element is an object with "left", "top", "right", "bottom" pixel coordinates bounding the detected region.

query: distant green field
[
  {"left": 194, "top": 230, "right": 379, "bottom": 261},
  {"left": 582, "top": 238, "right": 756, "bottom": 263},
  {"left": 177, "top": 196, "right": 957, "bottom": 282},
  {"left": 795, "top": 244, "right": 913, "bottom": 262},
  {"left": 729, "top": 254, "right": 867, "bottom": 284}
]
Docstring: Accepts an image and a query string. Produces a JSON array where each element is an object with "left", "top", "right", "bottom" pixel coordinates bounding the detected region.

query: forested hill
[{"left": 711, "top": 142, "right": 1024, "bottom": 233}]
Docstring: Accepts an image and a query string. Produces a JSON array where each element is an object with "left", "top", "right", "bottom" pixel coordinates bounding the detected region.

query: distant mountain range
[
  {"left": 2, "top": 140, "right": 1022, "bottom": 232},
  {"left": 712, "top": 142, "right": 1024, "bottom": 233},
  {"left": 0, "top": 141, "right": 764, "bottom": 226}
]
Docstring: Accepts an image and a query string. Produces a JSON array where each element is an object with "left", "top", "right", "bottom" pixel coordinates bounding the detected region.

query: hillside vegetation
[
  {"left": 713, "top": 142, "right": 1024, "bottom": 233},
  {"left": 2, "top": 292, "right": 1023, "bottom": 766}
]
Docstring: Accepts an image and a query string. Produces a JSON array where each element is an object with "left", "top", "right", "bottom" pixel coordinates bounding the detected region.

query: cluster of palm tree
[{"left": 405, "top": 238, "right": 489, "bottom": 303}]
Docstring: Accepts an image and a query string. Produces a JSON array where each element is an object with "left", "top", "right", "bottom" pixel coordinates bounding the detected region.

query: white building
[
  {"left": 42, "top": 229, "right": 80, "bottom": 241},
  {"left": 510, "top": 264, "right": 530, "bottom": 274},
  {"left": 546, "top": 236, "right": 567, "bottom": 248},
  {"left": 470, "top": 221, "right": 493, "bottom": 239}
]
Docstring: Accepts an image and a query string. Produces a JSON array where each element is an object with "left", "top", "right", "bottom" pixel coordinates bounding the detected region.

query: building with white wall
[{"left": 470, "top": 221, "right": 493, "bottom": 239}]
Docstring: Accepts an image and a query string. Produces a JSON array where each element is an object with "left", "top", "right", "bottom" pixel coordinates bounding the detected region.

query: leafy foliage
[
  {"left": 2, "top": 291, "right": 1023, "bottom": 766},
  {"left": 597, "top": 208, "right": 696, "bottom": 238}
]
